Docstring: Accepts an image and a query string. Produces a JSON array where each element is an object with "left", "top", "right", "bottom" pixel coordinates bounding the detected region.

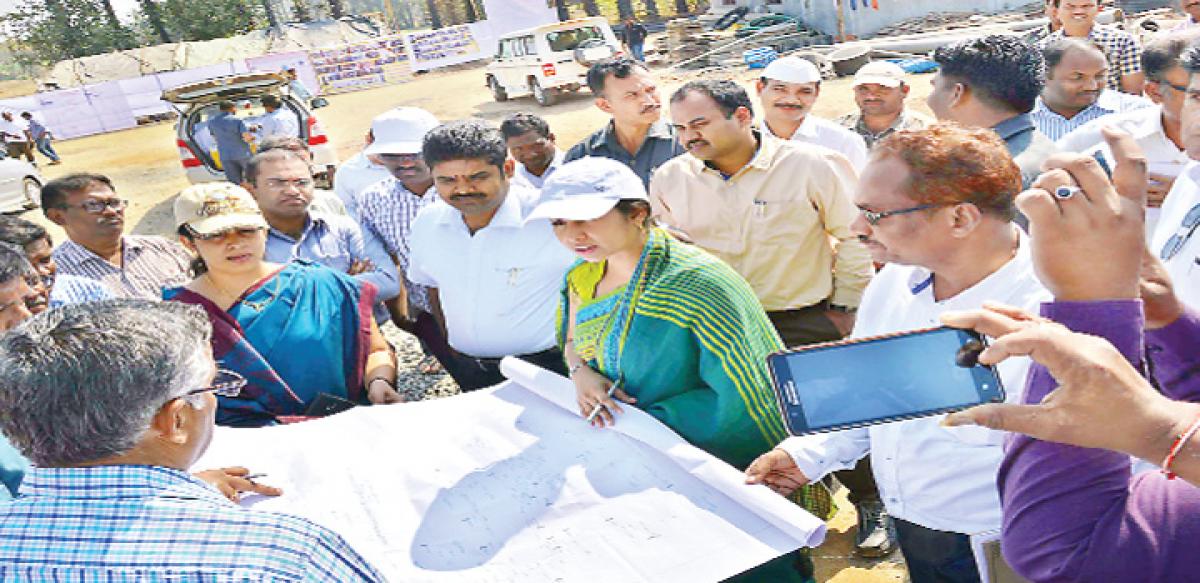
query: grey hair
[{"left": 0, "top": 300, "right": 214, "bottom": 466}]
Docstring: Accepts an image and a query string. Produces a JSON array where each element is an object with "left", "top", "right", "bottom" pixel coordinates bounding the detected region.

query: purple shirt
[{"left": 1000, "top": 301, "right": 1200, "bottom": 582}]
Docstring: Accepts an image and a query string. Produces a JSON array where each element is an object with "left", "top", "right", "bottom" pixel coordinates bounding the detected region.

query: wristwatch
[
  {"left": 368, "top": 377, "right": 396, "bottom": 390},
  {"left": 828, "top": 304, "right": 857, "bottom": 314}
]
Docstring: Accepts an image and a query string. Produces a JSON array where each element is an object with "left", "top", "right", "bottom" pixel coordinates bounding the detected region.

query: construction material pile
[
  {"left": 665, "top": 16, "right": 830, "bottom": 70},
  {"left": 872, "top": 5, "right": 1045, "bottom": 37}
]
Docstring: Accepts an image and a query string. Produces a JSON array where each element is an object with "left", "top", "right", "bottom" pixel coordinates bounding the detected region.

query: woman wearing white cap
[
  {"left": 530, "top": 157, "right": 824, "bottom": 582},
  {"left": 165, "top": 182, "right": 402, "bottom": 427}
]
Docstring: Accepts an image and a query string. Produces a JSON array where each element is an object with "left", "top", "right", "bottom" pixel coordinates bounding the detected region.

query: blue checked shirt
[
  {"left": 0, "top": 465, "right": 385, "bottom": 581},
  {"left": 356, "top": 177, "right": 437, "bottom": 314}
]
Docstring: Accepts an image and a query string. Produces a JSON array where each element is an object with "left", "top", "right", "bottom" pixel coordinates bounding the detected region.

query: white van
[
  {"left": 485, "top": 17, "right": 623, "bottom": 106},
  {"left": 163, "top": 72, "right": 338, "bottom": 186}
]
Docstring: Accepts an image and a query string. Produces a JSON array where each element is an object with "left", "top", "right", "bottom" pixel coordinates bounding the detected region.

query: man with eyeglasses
[
  {"left": 355, "top": 107, "right": 455, "bottom": 374},
  {"left": 1059, "top": 33, "right": 1196, "bottom": 238},
  {"left": 42, "top": 173, "right": 192, "bottom": 300},
  {"left": 1152, "top": 41, "right": 1200, "bottom": 311},
  {"left": 0, "top": 299, "right": 384, "bottom": 580},
  {"left": 500, "top": 112, "right": 563, "bottom": 190},
  {"left": 242, "top": 148, "right": 399, "bottom": 324},
  {"left": 746, "top": 124, "right": 1049, "bottom": 583}
]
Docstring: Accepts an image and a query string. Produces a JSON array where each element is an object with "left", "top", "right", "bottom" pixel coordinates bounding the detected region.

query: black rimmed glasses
[
  {"left": 184, "top": 369, "right": 247, "bottom": 398},
  {"left": 1160, "top": 203, "right": 1200, "bottom": 261},
  {"left": 859, "top": 203, "right": 941, "bottom": 226}
]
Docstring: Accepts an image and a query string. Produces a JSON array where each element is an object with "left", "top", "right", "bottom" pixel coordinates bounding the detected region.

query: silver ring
[{"left": 1055, "top": 186, "right": 1080, "bottom": 199}]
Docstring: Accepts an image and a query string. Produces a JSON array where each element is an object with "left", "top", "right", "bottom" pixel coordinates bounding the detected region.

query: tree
[
  {"left": 616, "top": 0, "right": 633, "bottom": 19},
  {"left": 291, "top": 0, "right": 315, "bottom": 22},
  {"left": 582, "top": 0, "right": 600, "bottom": 16},
  {"left": 2, "top": 0, "right": 133, "bottom": 65},
  {"left": 463, "top": 0, "right": 477, "bottom": 22},
  {"left": 97, "top": 0, "right": 135, "bottom": 49},
  {"left": 261, "top": 0, "right": 282, "bottom": 30},
  {"left": 153, "top": 0, "right": 262, "bottom": 41},
  {"left": 137, "top": 0, "right": 172, "bottom": 43},
  {"left": 425, "top": 0, "right": 441, "bottom": 28},
  {"left": 327, "top": 0, "right": 346, "bottom": 18},
  {"left": 674, "top": 0, "right": 689, "bottom": 15},
  {"left": 642, "top": 0, "right": 659, "bottom": 19}
]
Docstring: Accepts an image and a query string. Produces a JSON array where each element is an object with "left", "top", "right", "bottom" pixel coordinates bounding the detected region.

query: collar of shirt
[
  {"left": 992, "top": 113, "right": 1035, "bottom": 141},
  {"left": 19, "top": 465, "right": 226, "bottom": 505},
  {"left": 594, "top": 119, "right": 674, "bottom": 154},
  {"left": 267, "top": 213, "right": 325, "bottom": 244},
  {"left": 903, "top": 227, "right": 1031, "bottom": 305},
  {"left": 517, "top": 149, "right": 565, "bottom": 183},
  {"left": 699, "top": 130, "right": 776, "bottom": 180}
]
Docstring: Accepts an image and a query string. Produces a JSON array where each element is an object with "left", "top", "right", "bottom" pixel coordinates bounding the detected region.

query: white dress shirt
[
  {"left": 255, "top": 107, "right": 300, "bottom": 141},
  {"left": 1057, "top": 105, "right": 1188, "bottom": 238},
  {"left": 779, "top": 230, "right": 1049, "bottom": 535},
  {"left": 407, "top": 186, "right": 576, "bottom": 358},
  {"left": 786, "top": 115, "right": 869, "bottom": 170},
  {"left": 1151, "top": 161, "right": 1200, "bottom": 311},
  {"left": 511, "top": 150, "right": 565, "bottom": 190},
  {"left": 333, "top": 151, "right": 393, "bottom": 218}
]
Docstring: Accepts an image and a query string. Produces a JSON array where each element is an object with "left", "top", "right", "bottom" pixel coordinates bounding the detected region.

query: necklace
[{"left": 205, "top": 272, "right": 279, "bottom": 312}]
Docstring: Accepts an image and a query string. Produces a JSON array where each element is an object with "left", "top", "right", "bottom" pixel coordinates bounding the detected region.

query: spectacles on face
[
  {"left": 189, "top": 226, "right": 263, "bottom": 242},
  {"left": 860, "top": 203, "right": 941, "bottom": 226},
  {"left": 184, "top": 369, "right": 247, "bottom": 398},
  {"left": 63, "top": 198, "right": 128, "bottom": 214},
  {"left": 1160, "top": 203, "right": 1200, "bottom": 260},
  {"left": 263, "top": 178, "right": 313, "bottom": 190},
  {"left": 1154, "top": 78, "right": 1190, "bottom": 93}
]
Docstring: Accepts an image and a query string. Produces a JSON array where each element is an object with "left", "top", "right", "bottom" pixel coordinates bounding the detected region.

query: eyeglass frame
[
  {"left": 182, "top": 368, "right": 247, "bottom": 398},
  {"left": 1160, "top": 203, "right": 1200, "bottom": 261},
  {"left": 59, "top": 198, "right": 129, "bottom": 214},
  {"left": 859, "top": 203, "right": 944, "bottom": 226}
]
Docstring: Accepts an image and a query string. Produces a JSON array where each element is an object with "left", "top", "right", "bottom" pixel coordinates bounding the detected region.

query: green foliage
[
  {"left": 150, "top": 0, "right": 265, "bottom": 41},
  {"left": 2, "top": 0, "right": 134, "bottom": 65}
]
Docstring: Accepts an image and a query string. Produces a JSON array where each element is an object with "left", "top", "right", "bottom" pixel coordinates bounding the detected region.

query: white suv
[
  {"left": 485, "top": 17, "right": 622, "bottom": 107},
  {"left": 163, "top": 72, "right": 338, "bottom": 187}
]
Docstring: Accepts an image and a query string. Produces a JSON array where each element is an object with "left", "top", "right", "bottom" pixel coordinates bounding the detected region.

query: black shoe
[{"left": 854, "top": 499, "right": 897, "bottom": 558}]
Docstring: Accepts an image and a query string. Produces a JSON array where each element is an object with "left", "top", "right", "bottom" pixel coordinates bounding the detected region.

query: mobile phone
[
  {"left": 302, "top": 392, "right": 358, "bottom": 417},
  {"left": 766, "top": 327, "right": 1005, "bottom": 436}
]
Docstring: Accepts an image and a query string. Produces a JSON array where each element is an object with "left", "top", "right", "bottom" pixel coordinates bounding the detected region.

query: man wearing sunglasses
[
  {"left": 1152, "top": 41, "right": 1200, "bottom": 311},
  {"left": 42, "top": 173, "right": 192, "bottom": 300},
  {"left": 0, "top": 300, "right": 383, "bottom": 580}
]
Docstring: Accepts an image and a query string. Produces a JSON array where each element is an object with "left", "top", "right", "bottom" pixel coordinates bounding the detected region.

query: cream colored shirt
[{"left": 648, "top": 133, "right": 872, "bottom": 311}]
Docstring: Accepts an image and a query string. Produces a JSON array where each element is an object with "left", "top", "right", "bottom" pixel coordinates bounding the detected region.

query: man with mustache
[
  {"left": 355, "top": 107, "right": 454, "bottom": 373},
  {"left": 1031, "top": 38, "right": 1151, "bottom": 141},
  {"left": 408, "top": 120, "right": 575, "bottom": 391},
  {"left": 501, "top": 112, "right": 564, "bottom": 190},
  {"left": 242, "top": 148, "right": 400, "bottom": 324},
  {"left": 837, "top": 61, "right": 932, "bottom": 149},
  {"left": 755, "top": 56, "right": 869, "bottom": 169},
  {"left": 42, "top": 173, "right": 192, "bottom": 300},
  {"left": 1038, "top": 0, "right": 1145, "bottom": 95},
  {"left": 564, "top": 57, "right": 684, "bottom": 187},
  {"left": 650, "top": 81, "right": 883, "bottom": 562}
]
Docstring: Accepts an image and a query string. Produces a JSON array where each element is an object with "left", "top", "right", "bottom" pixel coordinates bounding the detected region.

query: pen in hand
[{"left": 585, "top": 380, "right": 622, "bottom": 424}]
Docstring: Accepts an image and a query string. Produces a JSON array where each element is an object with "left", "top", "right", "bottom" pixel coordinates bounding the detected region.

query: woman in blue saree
[{"left": 165, "top": 183, "right": 401, "bottom": 427}]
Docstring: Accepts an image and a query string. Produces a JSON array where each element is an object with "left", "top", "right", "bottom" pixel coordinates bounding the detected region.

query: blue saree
[{"left": 164, "top": 260, "right": 376, "bottom": 427}]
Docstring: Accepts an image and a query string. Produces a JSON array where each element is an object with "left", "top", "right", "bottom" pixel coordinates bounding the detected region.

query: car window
[
  {"left": 521, "top": 36, "right": 536, "bottom": 56},
  {"left": 545, "top": 26, "right": 604, "bottom": 52}
]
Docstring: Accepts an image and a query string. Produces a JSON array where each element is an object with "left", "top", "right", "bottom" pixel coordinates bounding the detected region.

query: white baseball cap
[
  {"left": 525, "top": 158, "right": 647, "bottom": 223},
  {"left": 364, "top": 107, "right": 439, "bottom": 156},
  {"left": 761, "top": 56, "right": 822, "bottom": 85},
  {"left": 853, "top": 61, "right": 907, "bottom": 88}
]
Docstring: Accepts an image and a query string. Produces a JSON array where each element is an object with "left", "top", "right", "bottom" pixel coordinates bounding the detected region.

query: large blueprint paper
[{"left": 197, "top": 358, "right": 826, "bottom": 582}]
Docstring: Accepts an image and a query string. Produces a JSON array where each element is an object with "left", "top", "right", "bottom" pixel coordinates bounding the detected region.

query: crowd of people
[{"left": 0, "top": 1, "right": 1198, "bottom": 581}]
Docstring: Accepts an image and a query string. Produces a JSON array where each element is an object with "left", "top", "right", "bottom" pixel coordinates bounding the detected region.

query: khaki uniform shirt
[{"left": 649, "top": 132, "right": 872, "bottom": 312}]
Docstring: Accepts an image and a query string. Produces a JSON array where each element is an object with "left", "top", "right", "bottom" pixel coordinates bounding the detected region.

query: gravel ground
[{"left": 381, "top": 321, "right": 460, "bottom": 401}]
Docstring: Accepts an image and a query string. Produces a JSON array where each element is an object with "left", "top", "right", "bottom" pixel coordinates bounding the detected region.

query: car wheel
[
  {"left": 21, "top": 177, "right": 39, "bottom": 210},
  {"left": 488, "top": 76, "right": 509, "bottom": 102},
  {"left": 530, "top": 78, "right": 558, "bottom": 107}
]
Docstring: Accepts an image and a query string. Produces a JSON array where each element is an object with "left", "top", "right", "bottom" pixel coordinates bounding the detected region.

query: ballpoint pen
[{"left": 585, "top": 379, "right": 622, "bottom": 424}]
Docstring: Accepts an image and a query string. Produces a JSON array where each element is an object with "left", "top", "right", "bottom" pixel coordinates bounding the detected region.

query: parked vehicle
[
  {"left": 162, "top": 72, "right": 337, "bottom": 187},
  {"left": 485, "top": 17, "right": 622, "bottom": 107},
  {"left": 0, "top": 158, "right": 42, "bottom": 213}
]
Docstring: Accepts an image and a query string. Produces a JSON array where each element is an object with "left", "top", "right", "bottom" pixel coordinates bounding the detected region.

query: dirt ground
[{"left": 27, "top": 62, "right": 935, "bottom": 582}]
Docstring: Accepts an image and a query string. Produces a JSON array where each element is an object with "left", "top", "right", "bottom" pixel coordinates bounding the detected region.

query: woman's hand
[
  {"left": 572, "top": 365, "right": 636, "bottom": 428},
  {"left": 367, "top": 378, "right": 405, "bottom": 404}
]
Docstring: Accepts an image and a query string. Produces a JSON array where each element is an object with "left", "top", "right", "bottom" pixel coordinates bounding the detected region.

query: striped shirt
[
  {"left": 1037, "top": 25, "right": 1143, "bottom": 92},
  {"left": 48, "top": 273, "right": 115, "bottom": 307},
  {"left": 52, "top": 236, "right": 192, "bottom": 300},
  {"left": 356, "top": 177, "right": 437, "bottom": 313},
  {"left": 0, "top": 465, "right": 384, "bottom": 581},
  {"left": 1029, "top": 90, "right": 1152, "bottom": 141}
]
